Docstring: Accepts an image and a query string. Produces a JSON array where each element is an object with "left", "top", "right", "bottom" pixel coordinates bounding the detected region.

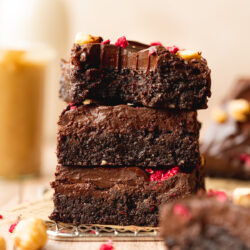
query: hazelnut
[
  {"left": 232, "top": 188, "right": 250, "bottom": 207},
  {"left": 211, "top": 108, "right": 227, "bottom": 123},
  {"left": 83, "top": 99, "right": 92, "bottom": 105},
  {"left": 75, "top": 32, "right": 102, "bottom": 45},
  {"left": 228, "top": 99, "right": 250, "bottom": 122},
  {"left": 0, "top": 236, "right": 6, "bottom": 250},
  {"left": 14, "top": 217, "right": 47, "bottom": 250},
  {"left": 176, "top": 50, "right": 202, "bottom": 60}
]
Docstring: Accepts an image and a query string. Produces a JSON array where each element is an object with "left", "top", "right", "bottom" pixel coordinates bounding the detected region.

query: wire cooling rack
[{"left": 46, "top": 221, "right": 160, "bottom": 242}]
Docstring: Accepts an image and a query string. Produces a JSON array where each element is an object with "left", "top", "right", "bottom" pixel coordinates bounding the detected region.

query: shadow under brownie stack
[{"left": 49, "top": 34, "right": 211, "bottom": 226}]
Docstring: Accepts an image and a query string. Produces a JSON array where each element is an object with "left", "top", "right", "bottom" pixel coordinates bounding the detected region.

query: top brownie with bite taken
[{"left": 60, "top": 34, "right": 211, "bottom": 110}]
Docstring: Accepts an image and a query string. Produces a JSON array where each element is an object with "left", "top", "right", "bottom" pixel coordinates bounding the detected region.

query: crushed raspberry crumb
[
  {"left": 240, "top": 153, "right": 250, "bottom": 168},
  {"left": 70, "top": 106, "right": 77, "bottom": 110},
  {"left": 173, "top": 204, "right": 190, "bottom": 217},
  {"left": 90, "top": 230, "right": 95, "bottom": 234},
  {"left": 9, "top": 221, "right": 19, "bottom": 233},
  {"left": 146, "top": 167, "right": 180, "bottom": 182},
  {"left": 207, "top": 189, "right": 228, "bottom": 202},
  {"left": 0, "top": 215, "right": 3, "bottom": 219},
  {"left": 100, "top": 240, "right": 114, "bottom": 250},
  {"left": 150, "top": 42, "right": 162, "bottom": 46},
  {"left": 102, "top": 39, "right": 111, "bottom": 45},
  {"left": 166, "top": 45, "right": 179, "bottom": 53},
  {"left": 115, "top": 36, "right": 128, "bottom": 48}
]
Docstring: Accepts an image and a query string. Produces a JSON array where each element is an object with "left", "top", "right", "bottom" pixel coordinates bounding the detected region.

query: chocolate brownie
[
  {"left": 201, "top": 78, "right": 250, "bottom": 179},
  {"left": 59, "top": 40, "right": 211, "bottom": 109},
  {"left": 57, "top": 104, "right": 201, "bottom": 168},
  {"left": 160, "top": 194, "right": 250, "bottom": 250},
  {"left": 49, "top": 165, "right": 204, "bottom": 226}
]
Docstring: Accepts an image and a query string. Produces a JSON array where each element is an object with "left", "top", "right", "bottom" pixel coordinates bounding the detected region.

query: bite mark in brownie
[
  {"left": 49, "top": 165, "right": 204, "bottom": 226},
  {"left": 57, "top": 104, "right": 201, "bottom": 168},
  {"left": 160, "top": 195, "right": 250, "bottom": 250},
  {"left": 59, "top": 40, "right": 211, "bottom": 109}
]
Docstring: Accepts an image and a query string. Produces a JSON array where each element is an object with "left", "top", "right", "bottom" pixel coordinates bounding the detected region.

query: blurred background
[{"left": 0, "top": 0, "right": 250, "bottom": 176}]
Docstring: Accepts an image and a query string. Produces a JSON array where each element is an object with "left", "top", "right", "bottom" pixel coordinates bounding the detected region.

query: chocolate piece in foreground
[
  {"left": 57, "top": 104, "right": 201, "bottom": 168},
  {"left": 160, "top": 194, "right": 250, "bottom": 250},
  {"left": 59, "top": 40, "right": 211, "bottom": 109},
  {"left": 201, "top": 78, "right": 250, "bottom": 179},
  {"left": 49, "top": 165, "right": 204, "bottom": 226}
]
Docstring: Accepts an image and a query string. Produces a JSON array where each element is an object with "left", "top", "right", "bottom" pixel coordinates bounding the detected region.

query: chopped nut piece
[
  {"left": 228, "top": 99, "right": 250, "bottom": 122},
  {"left": 211, "top": 107, "right": 227, "bottom": 123},
  {"left": 14, "top": 217, "right": 47, "bottom": 250},
  {"left": 101, "top": 160, "right": 107, "bottom": 165},
  {"left": 75, "top": 32, "right": 102, "bottom": 45},
  {"left": 0, "top": 236, "right": 6, "bottom": 250},
  {"left": 83, "top": 99, "right": 92, "bottom": 105},
  {"left": 176, "top": 50, "right": 202, "bottom": 60},
  {"left": 232, "top": 188, "right": 250, "bottom": 207}
]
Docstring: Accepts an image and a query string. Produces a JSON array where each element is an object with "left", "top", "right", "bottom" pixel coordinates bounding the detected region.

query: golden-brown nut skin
[{"left": 14, "top": 217, "right": 47, "bottom": 250}]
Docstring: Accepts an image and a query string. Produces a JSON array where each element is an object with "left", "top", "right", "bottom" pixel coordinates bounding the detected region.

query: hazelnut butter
[{"left": 0, "top": 49, "right": 49, "bottom": 178}]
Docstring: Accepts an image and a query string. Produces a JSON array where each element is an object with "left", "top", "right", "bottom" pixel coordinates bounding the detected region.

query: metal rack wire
[{"left": 46, "top": 221, "right": 160, "bottom": 242}]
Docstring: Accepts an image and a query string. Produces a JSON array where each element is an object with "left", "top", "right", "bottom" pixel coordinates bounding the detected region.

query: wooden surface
[{"left": 0, "top": 144, "right": 250, "bottom": 250}]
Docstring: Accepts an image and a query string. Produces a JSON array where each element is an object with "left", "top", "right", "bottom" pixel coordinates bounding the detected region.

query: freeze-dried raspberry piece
[
  {"left": 100, "top": 240, "right": 114, "bottom": 250},
  {"left": 115, "top": 36, "right": 128, "bottom": 48},
  {"left": 166, "top": 45, "right": 179, "bottom": 53},
  {"left": 102, "top": 39, "right": 111, "bottom": 45},
  {"left": 9, "top": 221, "right": 19, "bottom": 233},
  {"left": 207, "top": 189, "right": 228, "bottom": 202},
  {"left": 146, "top": 167, "right": 180, "bottom": 182},
  {"left": 150, "top": 41, "right": 162, "bottom": 46},
  {"left": 173, "top": 204, "right": 190, "bottom": 218}
]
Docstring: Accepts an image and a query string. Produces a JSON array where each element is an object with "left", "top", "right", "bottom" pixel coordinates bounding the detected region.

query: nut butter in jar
[{"left": 0, "top": 49, "right": 51, "bottom": 179}]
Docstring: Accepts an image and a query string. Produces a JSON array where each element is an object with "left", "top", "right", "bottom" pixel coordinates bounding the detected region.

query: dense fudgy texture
[
  {"left": 160, "top": 196, "right": 250, "bottom": 250},
  {"left": 201, "top": 78, "right": 250, "bottom": 179},
  {"left": 49, "top": 165, "right": 204, "bottom": 226},
  {"left": 57, "top": 104, "right": 201, "bottom": 168},
  {"left": 59, "top": 41, "right": 211, "bottom": 109}
]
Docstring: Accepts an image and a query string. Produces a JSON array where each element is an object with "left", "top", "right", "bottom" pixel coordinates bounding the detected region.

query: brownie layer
[
  {"left": 160, "top": 196, "right": 250, "bottom": 250},
  {"left": 201, "top": 78, "right": 250, "bottom": 180},
  {"left": 49, "top": 165, "right": 204, "bottom": 226},
  {"left": 57, "top": 104, "right": 201, "bottom": 168},
  {"left": 59, "top": 41, "right": 211, "bottom": 109}
]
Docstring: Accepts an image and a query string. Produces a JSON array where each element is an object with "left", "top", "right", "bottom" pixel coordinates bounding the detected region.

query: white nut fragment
[
  {"left": 75, "top": 32, "right": 102, "bottom": 45},
  {"left": 211, "top": 107, "right": 227, "bottom": 123},
  {"left": 228, "top": 99, "right": 250, "bottom": 122},
  {"left": 233, "top": 188, "right": 250, "bottom": 207},
  {"left": 14, "top": 217, "right": 47, "bottom": 250},
  {"left": 176, "top": 50, "right": 202, "bottom": 60},
  {"left": 101, "top": 160, "right": 107, "bottom": 166},
  {"left": 0, "top": 236, "right": 6, "bottom": 250}
]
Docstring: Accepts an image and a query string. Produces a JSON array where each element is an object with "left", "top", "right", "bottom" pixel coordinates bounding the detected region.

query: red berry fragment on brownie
[
  {"left": 166, "top": 45, "right": 179, "bottom": 53},
  {"left": 115, "top": 36, "right": 128, "bottom": 48},
  {"left": 150, "top": 41, "right": 162, "bottom": 46},
  {"left": 102, "top": 39, "right": 110, "bottom": 45},
  {"left": 146, "top": 167, "right": 180, "bottom": 182},
  {"left": 173, "top": 204, "right": 191, "bottom": 218},
  {"left": 207, "top": 189, "right": 228, "bottom": 202}
]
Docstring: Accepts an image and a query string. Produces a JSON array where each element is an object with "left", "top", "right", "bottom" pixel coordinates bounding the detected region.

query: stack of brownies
[{"left": 49, "top": 34, "right": 211, "bottom": 226}]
